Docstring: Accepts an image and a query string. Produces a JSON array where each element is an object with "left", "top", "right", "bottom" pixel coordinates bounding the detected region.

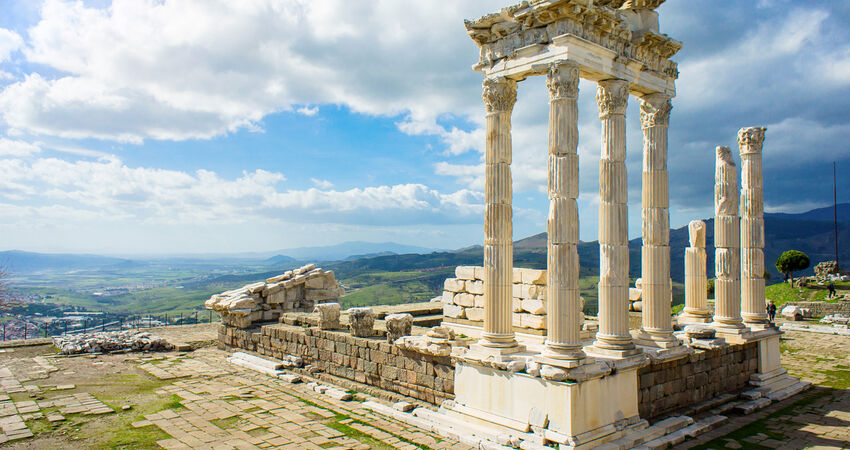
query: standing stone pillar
[
  {"left": 712, "top": 146, "right": 745, "bottom": 331},
  {"left": 591, "top": 79, "right": 638, "bottom": 356},
  {"left": 739, "top": 127, "right": 769, "bottom": 326},
  {"left": 679, "top": 220, "right": 712, "bottom": 323},
  {"left": 478, "top": 77, "right": 520, "bottom": 353},
  {"left": 634, "top": 94, "right": 678, "bottom": 348},
  {"left": 542, "top": 62, "right": 585, "bottom": 364}
]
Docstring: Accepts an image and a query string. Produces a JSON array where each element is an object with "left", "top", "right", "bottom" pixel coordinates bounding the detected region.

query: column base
[
  {"left": 742, "top": 313, "right": 770, "bottom": 327},
  {"left": 534, "top": 354, "right": 586, "bottom": 369},
  {"left": 467, "top": 342, "right": 525, "bottom": 362},
  {"left": 678, "top": 312, "right": 713, "bottom": 325},
  {"left": 631, "top": 329, "right": 681, "bottom": 349}
]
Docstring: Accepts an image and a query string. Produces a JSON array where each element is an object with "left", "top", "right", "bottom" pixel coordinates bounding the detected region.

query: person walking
[
  {"left": 766, "top": 300, "right": 777, "bottom": 324},
  {"left": 827, "top": 282, "right": 836, "bottom": 299}
]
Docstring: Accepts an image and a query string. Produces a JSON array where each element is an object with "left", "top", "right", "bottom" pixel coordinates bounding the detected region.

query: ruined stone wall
[
  {"left": 441, "top": 266, "right": 551, "bottom": 331},
  {"left": 638, "top": 342, "right": 759, "bottom": 419},
  {"left": 783, "top": 301, "right": 850, "bottom": 317},
  {"left": 218, "top": 323, "right": 454, "bottom": 404}
]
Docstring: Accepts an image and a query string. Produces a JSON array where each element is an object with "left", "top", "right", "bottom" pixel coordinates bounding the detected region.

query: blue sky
[{"left": 0, "top": 0, "right": 848, "bottom": 255}]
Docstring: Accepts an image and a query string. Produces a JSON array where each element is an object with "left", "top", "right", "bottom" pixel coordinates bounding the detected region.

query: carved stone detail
[
  {"left": 597, "top": 80, "right": 629, "bottom": 118},
  {"left": 639, "top": 94, "right": 672, "bottom": 128},
  {"left": 546, "top": 62, "right": 579, "bottom": 100},
  {"left": 483, "top": 77, "right": 518, "bottom": 114}
]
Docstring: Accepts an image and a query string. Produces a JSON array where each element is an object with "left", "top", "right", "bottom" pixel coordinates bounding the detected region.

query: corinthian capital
[
  {"left": 482, "top": 77, "right": 517, "bottom": 114},
  {"left": 737, "top": 127, "right": 767, "bottom": 154},
  {"left": 639, "top": 93, "right": 672, "bottom": 128},
  {"left": 596, "top": 79, "right": 629, "bottom": 118},
  {"left": 546, "top": 61, "right": 579, "bottom": 101}
]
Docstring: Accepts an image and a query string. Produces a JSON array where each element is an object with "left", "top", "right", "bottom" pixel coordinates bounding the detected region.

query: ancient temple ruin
[{"left": 210, "top": 1, "right": 810, "bottom": 448}]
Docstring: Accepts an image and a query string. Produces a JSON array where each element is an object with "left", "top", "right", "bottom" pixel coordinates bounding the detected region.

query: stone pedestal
[
  {"left": 739, "top": 127, "right": 769, "bottom": 326},
  {"left": 446, "top": 360, "right": 643, "bottom": 447},
  {"left": 711, "top": 146, "right": 746, "bottom": 334},
  {"left": 679, "top": 221, "right": 712, "bottom": 324},
  {"left": 478, "top": 77, "right": 521, "bottom": 355},
  {"left": 591, "top": 79, "right": 639, "bottom": 357},
  {"left": 633, "top": 93, "right": 679, "bottom": 348},
  {"left": 543, "top": 62, "right": 585, "bottom": 365}
]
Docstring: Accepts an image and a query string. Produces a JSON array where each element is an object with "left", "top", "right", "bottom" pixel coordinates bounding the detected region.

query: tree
[{"left": 775, "top": 250, "right": 811, "bottom": 281}]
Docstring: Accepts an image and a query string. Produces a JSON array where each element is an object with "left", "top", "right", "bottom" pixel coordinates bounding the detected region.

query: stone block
[
  {"left": 521, "top": 298, "right": 547, "bottom": 315},
  {"left": 455, "top": 293, "right": 475, "bottom": 307},
  {"left": 465, "top": 307, "right": 485, "bottom": 322},
  {"left": 385, "top": 313, "right": 413, "bottom": 343},
  {"left": 443, "top": 278, "right": 464, "bottom": 292},
  {"left": 347, "top": 307, "right": 375, "bottom": 337},
  {"left": 466, "top": 280, "right": 485, "bottom": 295},
  {"left": 443, "top": 304, "right": 466, "bottom": 319},
  {"left": 455, "top": 266, "right": 476, "bottom": 280}
]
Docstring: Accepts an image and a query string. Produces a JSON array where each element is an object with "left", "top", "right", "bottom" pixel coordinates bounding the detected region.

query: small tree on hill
[{"left": 775, "top": 250, "right": 810, "bottom": 281}]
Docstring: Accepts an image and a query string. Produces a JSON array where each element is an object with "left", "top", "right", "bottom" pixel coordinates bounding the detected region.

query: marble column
[
  {"left": 543, "top": 62, "right": 585, "bottom": 364},
  {"left": 739, "top": 127, "right": 769, "bottom": 326},
  {"left": 680, "top": 220, "right": 712, "bottom": 323},
  {"left": 712, "top": 146, "right": 745, "bottom": 330},
  {"left": 480, "top": 77, "right": 519, "bottom": 351},
  {"left": 634, "top": 94, "right": 678, "bottom": 347},
  {"left": 592, "top": 79, "right": 638, "bottom": 356}
]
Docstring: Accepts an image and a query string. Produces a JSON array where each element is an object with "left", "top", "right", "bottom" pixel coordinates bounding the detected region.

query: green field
[{"left": 766, "top": 280, "right": 849, "bottom": 309}]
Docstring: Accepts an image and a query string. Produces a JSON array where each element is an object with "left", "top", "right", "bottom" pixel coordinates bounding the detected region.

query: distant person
[
  {"left": 766, "top": 300, "right": 776, "bottom": 324},
  {"left": 827, "top": 282, "right": 836, "bottom": 299}
]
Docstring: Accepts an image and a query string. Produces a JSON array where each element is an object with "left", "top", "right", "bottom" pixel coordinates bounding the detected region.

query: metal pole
[
  {"left": 83, "top": 319, "right": 86, "bottom": 334},
  {"left": 102, "top": 318, "right": 105, "bottom": 332},
  {"left": 165, "top": 313, "right": 167, "bottom": 326},
  {"left": 148, "top": 312, "right": 151, "bottom": 328},
  {"left": 24, "top": 324, "right": 26, "bottom": 340},
  {"left": 209, "top": 310, "right": 212, "bottom": 323},
  {"left": 835, "top": 161, "right": 840, "bottom": 266},
  {"left": 64, "top": 321, "right": 67, "bottom": 336},
  {"left": 2, "top": 323, "right": 4, "bottom": 341},
  {"left": 180, "top": 313, "right": 183, "bottom": 325}
]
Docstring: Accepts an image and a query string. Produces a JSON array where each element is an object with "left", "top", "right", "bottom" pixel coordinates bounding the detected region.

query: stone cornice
[{"left": 465, "top": 0, "right": 681, "bottom": 81}]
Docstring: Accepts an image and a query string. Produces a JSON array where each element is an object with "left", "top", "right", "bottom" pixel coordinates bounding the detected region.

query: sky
[{"left": 0, "top": 0, "right": 848, "bottom": 255}]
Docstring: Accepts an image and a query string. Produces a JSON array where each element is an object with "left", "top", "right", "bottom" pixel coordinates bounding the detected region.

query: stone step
[
  {"left": 633, "top": 415, "right": 727, "bottom": 450},
  {"left": 231, "top": 352, "right": 284, "bottom": 370},
  {"left": 411, "top": 314, "right": 444, "bottom": 327},
  {"left": 682, "top": 393, "right": 737, "bottom": 417},
  {"left": 227, "top": 356, "right": 285, "bottom": 377},
  {"left": 734, "top": 397, "right": 772, "bottom": 415},
  {"left": 599, "top": 416, "right": 693, "bottom": 449},
  {"left": 766, "top": 380, "right": 812, "bottom": 402},
  {"left": 740, "top": 389, "right": 763, "bottom": 400}
]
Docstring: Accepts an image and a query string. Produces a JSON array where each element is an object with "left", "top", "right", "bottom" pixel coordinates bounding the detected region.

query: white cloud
[
  {"left": 0, "top": 138, "right": 40, "bottom": 156},
  {"left": 0, "top": 152, "right": 483, "bottom": 227},
  {"left": 310, "top": 178, "right": 333, "bottom": 189},
  {"left": 0, "top": 0, "right": 504, "bottom": 142},
  {"left": 298, "top": 106, "right": 319, "bottom": 117},
  {"left": 0, "top": 28, "right": 23, "bottom": 62}
]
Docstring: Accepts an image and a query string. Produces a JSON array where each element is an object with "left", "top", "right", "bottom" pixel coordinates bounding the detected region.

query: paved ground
[
  {"left": 0, "top": 324, "right": 846, "bottom": 448},
  {"left": 0, "top": 324, "right": 468, "bottom": 449}
]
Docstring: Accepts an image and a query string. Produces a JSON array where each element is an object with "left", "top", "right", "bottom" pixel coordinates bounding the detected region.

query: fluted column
[
  {"left": 543, "top": 62, "right": 585, "bottom": 363},
  {"left": 712, "top": 146, "right": 745, "bottom": 330},
  {"left": 739, "top": 127, "right": 769, "bottom": 326},
  {"left": 680, "top": 220, "right": 712, "bottom": 323},
  {"left": 480, "top": 77, "right": 519, "bottom": 350},
  {"left": 635, "top": 93, "right": 678, "bottom": 347},
  {"left": 592, "top": 79, "right": 638, "bottom": 356}
]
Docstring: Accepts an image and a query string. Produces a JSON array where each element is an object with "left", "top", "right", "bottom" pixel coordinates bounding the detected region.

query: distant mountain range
[{"left": 1, "top": 204, "right": 846, "bottom": 280}]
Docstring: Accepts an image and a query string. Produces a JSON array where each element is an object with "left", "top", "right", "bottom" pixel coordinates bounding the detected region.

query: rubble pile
[
  {"left": 53, "top": 330, "right": 173, "bottom": 355},
  {"left": 820, "top": 313, "right": 850, "bottom": 326},
  {"left": 206, "top": 264, "right": 343, "bottom": 329}
]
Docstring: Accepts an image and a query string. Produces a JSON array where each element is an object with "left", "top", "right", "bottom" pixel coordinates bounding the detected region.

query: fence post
[
  {"left": 180, "top": 313, "right": 183, "bottom": 325},
  {"left": 209, "top": 310, "right": 212, "bottom": 323},
  {"left": 2, "top": 323, "right": 4, "bottom": 341},
  {"left": 102, "top": 318, "right": 105, "bottom": 332},
  {"left": 64, "top": 321, "right": 67, "bottom": 336},
  {"left": 148, "top": 312, "right": 151, "bottom": 328},
  {"left": 24, "top": 325, "right": 27, "bottom": 340}
]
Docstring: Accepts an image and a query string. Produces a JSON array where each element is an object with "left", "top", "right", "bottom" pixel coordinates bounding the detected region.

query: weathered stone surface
[
  {"left": 385, "top": 313, "right": 413, "bottom": 343},
  {"left": 348, "top": 307, "right": 375, "bottom": 337},
  {"left": 314, "top": 302, "right": 341, "bottom": 330},
  {"left": 53, "top": 331, "right": 173, "bottom": 355}
]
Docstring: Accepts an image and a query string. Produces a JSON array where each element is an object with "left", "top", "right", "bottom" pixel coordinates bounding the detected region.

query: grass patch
[
  {"left": 161, "top": 394, "right": 184, "bottom": 410},
  {"left": 325, "top": 418, "right": 395, "bottom": 450},
  {"left": 813, "top": 370, "right": 850, "bottom": 389},
  {"left": 98, "top": 393, "right": 184, "bottom": 449},
  {"left": 246, "top": 426, "right": 269, "bottom": 437}
]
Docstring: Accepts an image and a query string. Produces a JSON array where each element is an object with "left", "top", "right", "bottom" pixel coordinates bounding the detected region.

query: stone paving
[{"left": 133, "top": 348, "right": 467, "bottom": 449}]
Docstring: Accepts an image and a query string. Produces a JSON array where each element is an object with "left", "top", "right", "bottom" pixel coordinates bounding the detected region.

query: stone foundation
[
  {"left": 218, "top": 323, "right": 454, "bottom": 404},
  {"left": 218, "top": 319, "right": 761, "bottom": 418},
  {"left": 638, "top": 342, "right": 758, "bottom": 418}
]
